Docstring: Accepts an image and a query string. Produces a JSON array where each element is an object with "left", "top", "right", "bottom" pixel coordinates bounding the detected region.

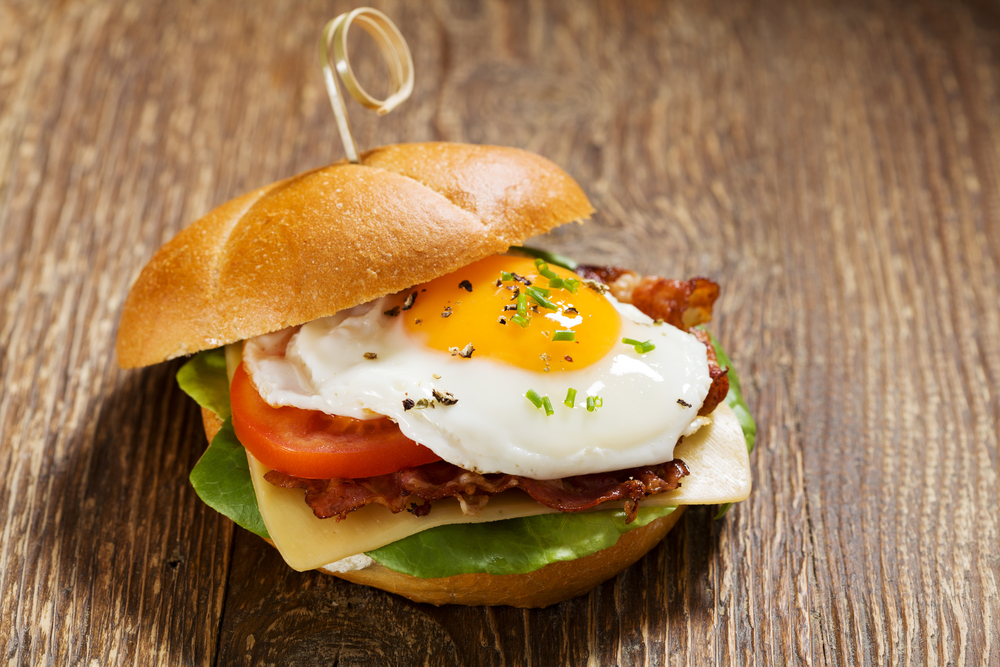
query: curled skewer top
[{"left": 320, "top": 8, "right": 414, "bottom": 163}]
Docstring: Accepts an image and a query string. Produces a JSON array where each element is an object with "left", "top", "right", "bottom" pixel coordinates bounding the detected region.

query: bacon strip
[
  {"left": 575, "top": 266, "right": 719, "bottom": 332},
  {"left": 265, "top": 459, "right": 689, "bottom": 524}
]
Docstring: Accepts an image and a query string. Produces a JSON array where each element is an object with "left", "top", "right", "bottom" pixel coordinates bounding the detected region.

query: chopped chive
[
  {"left": 562, "top": 277, "right": 580, "bottom": 294},
  {"left": 564, "top": 388, "right": 577, "bottom": 407},
  {"left": 526, "top": 286, "right": 558, "bottom": 310},
  {"left": 511, "top": 245, "right": 579, "bottom": 271},
  {"left": 547, "top": 277, "right": 565, "bottom": 289},
  {"left": 511, "top": 313, "right": 530, "bottom": 328},
  {"left": 516, "top": 293, "right": 528, "bottom": 317},
  {"left": 525, "top": 389, "right": 544, "bottom": 409},
  {"left": 542, "top": 396, "right": 554, "bottom": 416},
  {"left": 534, "top": 258, "right": 559, "bottom": 280},
  {"left": 552, "top": 330, "right": 576, "bottom": 342},
  {"left": 528, "top": 285, "right": 551, "bottom": 297},
  {"left": 622, "top": 337, "right": 656, "bottom": 354},
  {"left": 594, "top": 396, "right": 603, "bottom": 408},
  {"left": 586, "top": 396, "right": 596, "bottom": 412},
  {"left": 500, "top": 271, "right": 514, "bottom": 282}
]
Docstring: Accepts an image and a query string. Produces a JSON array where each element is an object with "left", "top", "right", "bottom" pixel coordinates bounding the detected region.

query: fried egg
[{"left": 243, "top": 255, "right": 713, "bottom": 479}]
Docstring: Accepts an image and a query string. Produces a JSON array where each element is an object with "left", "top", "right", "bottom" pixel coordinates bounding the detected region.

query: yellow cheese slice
[{"left": 248, "top": 403, "right": 751, "bottom": 572}]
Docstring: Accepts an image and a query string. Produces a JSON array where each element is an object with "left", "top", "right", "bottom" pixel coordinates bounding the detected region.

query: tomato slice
[{"left": 230, "top": 363, "right": 441, "bottom": 478}]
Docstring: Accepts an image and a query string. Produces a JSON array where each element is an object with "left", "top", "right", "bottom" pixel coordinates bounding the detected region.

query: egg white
[{"left": 243, "top": 294, "right": 712, "bottom": 480}]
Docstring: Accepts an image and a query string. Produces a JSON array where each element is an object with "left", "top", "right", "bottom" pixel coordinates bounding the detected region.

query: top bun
[{"left": 116, "top": 143, "right": 593, "bottom": 368}]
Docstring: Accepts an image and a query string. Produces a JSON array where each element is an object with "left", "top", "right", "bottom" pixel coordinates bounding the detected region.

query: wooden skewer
[{"left": 319, "top": 8, "right": 414, "bottom": 164}]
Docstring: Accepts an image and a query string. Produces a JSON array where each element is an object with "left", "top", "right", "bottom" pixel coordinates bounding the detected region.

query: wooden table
[{"left": 2, "top": 1, "right": 997, "bottom": 664}]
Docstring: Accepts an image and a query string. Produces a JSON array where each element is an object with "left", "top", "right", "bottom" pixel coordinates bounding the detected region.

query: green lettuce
[
  {"left": 700, "top": 328, "right": 756, "bottom": 518},
  {"left": 189, "top": 418, "right": 270, "bottom": 538},
  {"left": 177, "top": 351, "right": 269, "bottom": 538},
  {"left": 176, "top": 348, "right": 231, "bottom": 419},
  {"left": 368, "top": 506, "right": 675, "bottom": 578}
]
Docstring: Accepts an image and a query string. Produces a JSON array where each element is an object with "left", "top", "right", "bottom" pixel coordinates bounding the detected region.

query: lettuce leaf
[
  {"left": 367, "top": 505, "right": 675, "bottom": 578},
  {"left": 177, "top": 350, "right": 269, "bottom": 538},
  {"left": 700, "top": 328, "right": 756, "bottom": 518},
  {"left": 189, "top": 418, "right": 270, "bottom": 538},
  {"left": 704, "top": 329, "right": 756, "bottom": 452},
  {"left": 176, "top": 348, "right": 232, "bottom": 419}
]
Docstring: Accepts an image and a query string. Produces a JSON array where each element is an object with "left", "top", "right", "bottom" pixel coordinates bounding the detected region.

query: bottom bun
[
  {"left": 330, "top": 508, "right": 684, "bottom": 607},
  {"left": 200, "top": 407, "right": 685, "bottom": 608}
]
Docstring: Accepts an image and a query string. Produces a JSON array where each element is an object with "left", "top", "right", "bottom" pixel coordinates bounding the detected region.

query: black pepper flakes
[
  {"left": 564, "top": 307, "right": 579, "bottom": 316},
  {"left": 363, "top": 352, "right": 378, "bottom": 360},
  {"left": 458, "top": 280, "right": 473, "bottom": 292},
  {"left": 402, "top": 291, "right": 418, "bottom": 311},
  {"left": 402, "top": 398, "right": 415, "bottom": 410},
  {"left": 432, "top": 389, "right": 459, "bottom": 405},
  {"left": 383, "top": 306, "right": 401, "bottom": 317},
  {"left": 677, "top": 398, "right": 692, "bottom": 408},
  {"left": 511, "top": 272, "right": 532, "bottom": 286},
  {"left": 441, "top": 306, "right": 452, "bottom": 318},
  {"left": 564, "top": 355, "right": 573, "bottom": 362},
  {"left": 498, "top": 316, "right": 507, "bottom": 325}
]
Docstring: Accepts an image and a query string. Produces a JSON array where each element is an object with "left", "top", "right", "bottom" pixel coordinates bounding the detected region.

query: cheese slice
[{"left": 249, "top": 402, "right": 751, "bottom": 572}]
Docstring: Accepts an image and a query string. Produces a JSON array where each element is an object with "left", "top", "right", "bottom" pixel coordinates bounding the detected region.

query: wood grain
[{"left": 1, "top": 0, "right": 997, "bottom": 665}]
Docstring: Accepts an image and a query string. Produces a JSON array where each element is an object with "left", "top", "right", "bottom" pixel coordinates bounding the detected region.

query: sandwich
[{"left": 116, "top": 142, "right": 754, "bottom": 607}]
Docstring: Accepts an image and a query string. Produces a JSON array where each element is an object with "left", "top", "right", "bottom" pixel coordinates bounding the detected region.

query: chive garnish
[
  {"left": 525, "top": 389, "right": 544, "bottom": 409},
  {"left": 511, "top": 314, "right": 530, "bottom": 328},
  {"left": 534, "top": 258, "right": 559, "bottom": 280},
  {"left": 542, "top": 396, "right": 554, "bottom": 416},
  {"left": 500, "top": 271, "right": 514, "bottom": 282},
  {"left": 516, "top": 293, "right": 528, "bottom": 318},
  {"left": 622, "top": 337, "right": 656, "bottom": 354},
  {"left": 547, "top": 277, "right": 565, "bottom": 289},
  {"left": 526, "top": 286, "right": 558, "bottom": 310},
  {"left": 564, "top": 388, "right": 577, "bottom": 407},
  {"left": 586, "top": 396, "right": 596, "bottom": 412},
  {"left": 552, "top": 330, "right": 576, "bottom": 342}
]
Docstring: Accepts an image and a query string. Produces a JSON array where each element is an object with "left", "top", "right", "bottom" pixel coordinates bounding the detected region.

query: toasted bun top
[{"left": 116, "top": 143, "right": 593, "bottom": 368}]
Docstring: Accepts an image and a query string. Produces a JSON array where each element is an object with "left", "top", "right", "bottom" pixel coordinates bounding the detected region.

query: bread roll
[{"left": 117, "top": 143, "right": 593, "bottom": 369}]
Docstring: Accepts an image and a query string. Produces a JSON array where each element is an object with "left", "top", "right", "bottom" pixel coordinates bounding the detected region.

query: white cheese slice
[{"left": 248, "top": 402, "right": 751, "bottom": 572}]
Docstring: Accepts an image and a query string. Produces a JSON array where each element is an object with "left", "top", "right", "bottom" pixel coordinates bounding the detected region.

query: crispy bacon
[
  {"left": 265, "top": 459, "right": 689, "bottom": 524},
  {"left": 576, "top": 266, "right": 719, "bottom": 332},
  {"left": 691, "top": 328, "right": 730, "bottom": 416}
]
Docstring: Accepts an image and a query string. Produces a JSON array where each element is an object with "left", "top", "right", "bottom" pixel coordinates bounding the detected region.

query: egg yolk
[{"left": 401, "top": 255, "right": 621, "bottom": 372}]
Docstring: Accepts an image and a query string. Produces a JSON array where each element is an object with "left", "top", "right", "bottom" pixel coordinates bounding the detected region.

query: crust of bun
[
  {"left": 198, "top": 407, "right": 682, "bottom": 608},
  {"left": 118, "top": 143, "right": 593, "bottom": 368}
]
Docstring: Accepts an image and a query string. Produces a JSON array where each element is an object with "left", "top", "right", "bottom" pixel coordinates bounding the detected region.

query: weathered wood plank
[{"left": 0, "top": 0, "right": 997, "bottom": 665}]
